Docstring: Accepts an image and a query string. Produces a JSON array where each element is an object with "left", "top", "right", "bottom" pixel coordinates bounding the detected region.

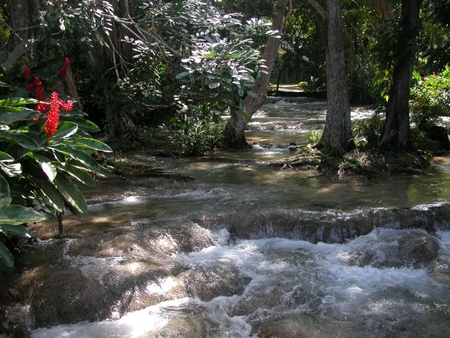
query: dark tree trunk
[
  {"left": 380, "top": 0, "right": 421, "bottom": 152},
  {"left": 8, "top": 0, "right": 29, "bottom": 48},
  {"left": 95, "top": 0, "right": 139, "bottom": 140},
  {"left": 316, "top": 0, "right": 353, "bottom": 155},
  {"left": 222, "top": 0, "right": 289, "bottom": 149}
]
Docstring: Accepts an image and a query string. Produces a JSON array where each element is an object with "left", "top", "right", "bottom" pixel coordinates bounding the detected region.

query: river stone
[
  {"left": 178, "top": 260, "right": 248, "bottom": 301},
  {"left": 154, "top": 316, "right": 208, "bottom": 338},
  {"left": 0, "top": 303, "right": 32, "bottom": 338},
  {"left": 223, "top": 210, "right": 371, "bottom": 244},
  {"left": 339, "top": 229, "right": 440, "bottom": 268},
  {"left": 252, "top": 314, "right": 356, "bottom": 338},
  {"left": 29, "top": 268, "right": 112, "bottom": 327}
]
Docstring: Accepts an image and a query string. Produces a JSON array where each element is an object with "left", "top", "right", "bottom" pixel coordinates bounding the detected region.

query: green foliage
[
  {"left": 165, "top": 106, "right": 224, "bottom": 155},
  {"left": 352, "top": 111, "right": 384, "bottom": 151},
  {"left": 410, "top": 67, "right": 450, "bottom": 127},
  {"left": 275, "top": 6, "right": 326, "bottom": 86},
  {"left": 132, "top": 1, "right": 271, "bottom": 154},
  {"left": 297, "top": 76, "right": 325, "bottom": 92},
  {"left": 0, "top": 69, "right": 111, "bottom": 272},
  {"left": 306, "top": 128, "right": 322, "bottom": 144},
  {"left": 36, "top": 0, "right": 271, "bottom": 153}
]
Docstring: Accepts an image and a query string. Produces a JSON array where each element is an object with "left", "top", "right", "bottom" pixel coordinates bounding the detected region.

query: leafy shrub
[
  {"left": 165, "top": 105, "right": 224, "bottom": 155},
  {"left": 352, "top": 110, "right": 385, "bottom": 151},
  {"left": 410, "top": 67, "right": 450, "bottom": 128},
  {"left": 0, "top": 66, "right": 112, "bottom": 273}
]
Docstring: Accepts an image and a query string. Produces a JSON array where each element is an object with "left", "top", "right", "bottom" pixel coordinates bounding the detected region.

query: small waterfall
[{"left": 29, "top": 227, "right": 450, "bottom": 338}]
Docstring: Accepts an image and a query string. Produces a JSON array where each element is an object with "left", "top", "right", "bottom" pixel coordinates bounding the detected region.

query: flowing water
[
  {"left": 31, "top": 229, "right": 450, "bottom": 338},
  {"left": 7, "top": 97, "right": 450, "bottom": 337}
]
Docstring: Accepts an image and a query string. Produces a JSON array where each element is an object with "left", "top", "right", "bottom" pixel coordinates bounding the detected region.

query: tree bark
[
  {"left": 8, "top": 0, "right": 29, "bottom": 48},
  {"left": 222, "top": 0, "right": 289, "bottom": 148},
  {"left": 379, "top": 0, "right": 421, "bottom": 152},
  {"left": 315, "top": 0, "right": 353, "bottom": 155}
]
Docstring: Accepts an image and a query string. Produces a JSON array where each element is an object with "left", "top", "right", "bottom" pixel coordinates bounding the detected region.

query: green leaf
[
  {"left": 0, "top": 205, "right": 47, "bottom": 225},
  {"left": 0, "top": 241, "right": 13, "bottom": 268},
  {"left": 246, "top": 91, "right": 259, "bottom": 99},
  {"left": 0, "top": 224, "right": 36, "bottom": 238},
  {"left": 53, "top": 174, "right": 88, "bottom": 214},
  {"left": 208, "top": 82, "right": 221, "bottom": 89},
  {"left": 0, "top": 152, "right": 15, "bottom": 162},
  {"left": 76, "top": 120, "right": 100, "bottom": 134},
  {"left": 51, "top": 122, "right": 78, "bottom": 140},
  {"left": 0, "top": 174, "right": 11, "bottom": 208},
  {"left": 0, "top": 108, "right": 36, "bottom": 124},
  {"left": 62, "top": 164, "right": 97, "bottom": 188},
  {"left": 176, "top": 71, "right": 190, "bottom": 79},
  {"left": 0, "top": 98, "right": 39, "bottom": 108},
  {"left": 71, "top": 137, "right": 113, "bottom": 152},
  {"left": 0, "top": 130, "right": 39, "bottom": 150},
  {"left": 34, "top": 178, "right": 65, "bottom": 212},
  {"left": 66, "top": 148, "right": 100, "bottom": 171},
  {"left": 0, "top": 152, "right": 22, "bottom": 177},
  {"left": 41, "top": 162, "right": 57, "bottom": 182}
]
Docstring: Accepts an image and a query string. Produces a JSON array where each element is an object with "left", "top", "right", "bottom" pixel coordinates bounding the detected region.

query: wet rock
[
  {"left": 252, "top": 313, "right": 354, "bottom": 338},
  {"left": 155, "top": 316, "right": 208, "bottom": 338},
  {"left": 224, "top": 210, "right": 372, "bottom": 244},
  {"left": 111, "top": 274, "right": 187, "bottom": 316},
  {"left": 66, "top": 222, "right": 215, "bottom": 259},
  {"left": 178, "top": 261, "right": 247, "bottom": 301},
  {"left": 29, "top": 268, "right": 111, "bottom": 327},
  {"left": 0, "top": 303, "right": 32, "bottom": 338},
  {"left": 430, "top": 258, "right": 450, "bottom": 284},
  {"left": 339, "top": 229, "right": 440, "bottom": 268},
  {"left": 213, "top": 203, "right": 450, "bottom": 245}
]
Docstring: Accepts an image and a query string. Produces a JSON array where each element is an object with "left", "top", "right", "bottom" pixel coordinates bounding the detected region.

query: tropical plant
[
  {"left": 410, "top": 67, "right": 450, "bottom": 127},
  {"left": 0, "top": 66, "right": 112, "bottom": 273}
]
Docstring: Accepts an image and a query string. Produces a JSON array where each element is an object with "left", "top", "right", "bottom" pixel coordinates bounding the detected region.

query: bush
[
  {"left": 0, "top": 64, "right": 112, "bottom": 273},
  {"left": 411, "top": 66, "right": 450, "bottom": 128}
]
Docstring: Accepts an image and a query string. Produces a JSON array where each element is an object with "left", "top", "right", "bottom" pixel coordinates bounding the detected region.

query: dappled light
[{"left": 2, "top": 0, "right": 450, "bottom": 336}]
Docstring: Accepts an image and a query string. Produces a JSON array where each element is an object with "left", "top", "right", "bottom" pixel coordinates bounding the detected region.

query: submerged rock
[
  {"left": 213, "top": 203, "right": 450, "bottom": 244},
  {"left": 338, "top": 229, "right": 440, "bottom": 268}
]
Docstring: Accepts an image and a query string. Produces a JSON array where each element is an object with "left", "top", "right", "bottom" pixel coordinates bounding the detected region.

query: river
[{"left": 3, "top": 97, "right": 450, "bottom": 337}]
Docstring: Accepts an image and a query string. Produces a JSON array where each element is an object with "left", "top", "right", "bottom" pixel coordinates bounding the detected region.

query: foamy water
[{"left": 31, "top": 228, "right": 450, "bottom": 337}]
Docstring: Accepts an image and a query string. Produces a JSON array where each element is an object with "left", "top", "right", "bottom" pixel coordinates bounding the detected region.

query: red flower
[
  {"left": 44, "top": 91, "right": 74, "bottom": 139},
  {"left": 23, "top": 65, "right": 31, "bottom": 81},
  {"left": 45, "top": 92, "right": 61, "bottom": 138},
  {"left": 33, "top": 78, "right": 47, "bottom": 113},
  {"left": 57, "top": 57, "right": 70, "bottom": 80}
]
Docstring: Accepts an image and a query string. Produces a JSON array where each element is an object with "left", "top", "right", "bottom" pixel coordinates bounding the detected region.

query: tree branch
[{"left": 307, "top": 0, "right": 327, "bottom": 19}]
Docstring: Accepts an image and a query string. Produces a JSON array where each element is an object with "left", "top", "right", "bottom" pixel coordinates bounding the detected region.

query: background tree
[
  {"left": 222, "top": 0, "right": 290, "bottom": 148},
  {"left": 307, "top": 0, "right": 353, "bottom": 155},
  {"left": 379, "top": 0, "right": 422, "bottom": 151}
]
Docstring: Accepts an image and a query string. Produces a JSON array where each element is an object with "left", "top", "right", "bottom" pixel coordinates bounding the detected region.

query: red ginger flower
[
  {"left": 58, "top": 57, "right": 70, "bottom": 80},
  {"left": 33, "top": 78, "right": 47, "bottom": 113},
  {"left": 23, "top": 65, "right": 31, "bottom": 81},
  {"left": 44, "top": 91, "right": 74, "bottom": 139}
]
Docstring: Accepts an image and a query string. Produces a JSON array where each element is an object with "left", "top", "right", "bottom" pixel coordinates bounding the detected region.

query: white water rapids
[
  {"left": 31, "top": 228, "right": 450, "bottom": 338},
  {"left": 21, "top": 98, "right": 450, "bottom": 337}
]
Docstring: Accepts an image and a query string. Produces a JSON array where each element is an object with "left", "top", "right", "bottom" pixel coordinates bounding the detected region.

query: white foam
[{"left": 31, "top": 229, "right": 450, "bottom": 337}]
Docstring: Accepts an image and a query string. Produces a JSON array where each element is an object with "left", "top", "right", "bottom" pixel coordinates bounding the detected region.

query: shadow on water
[{"left": 3, "top": 97, "right": 450, "bottom": 337}]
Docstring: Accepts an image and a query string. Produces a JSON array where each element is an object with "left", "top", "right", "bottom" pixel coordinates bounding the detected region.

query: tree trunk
[
  {"left": 222, "top": 0, "right": 289, "bottom": 148},
  {"left": 8, "top": 0, "right": 29, "bottom": 48},
  {"left": 316, "top": 0, "right": 353, "bottom": 155},
  {"left": 94, "top": 0, "right": 138, "bottom": 140},
  {"left": 379, "top": 0, "right": 421, "bottom": 152}
]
